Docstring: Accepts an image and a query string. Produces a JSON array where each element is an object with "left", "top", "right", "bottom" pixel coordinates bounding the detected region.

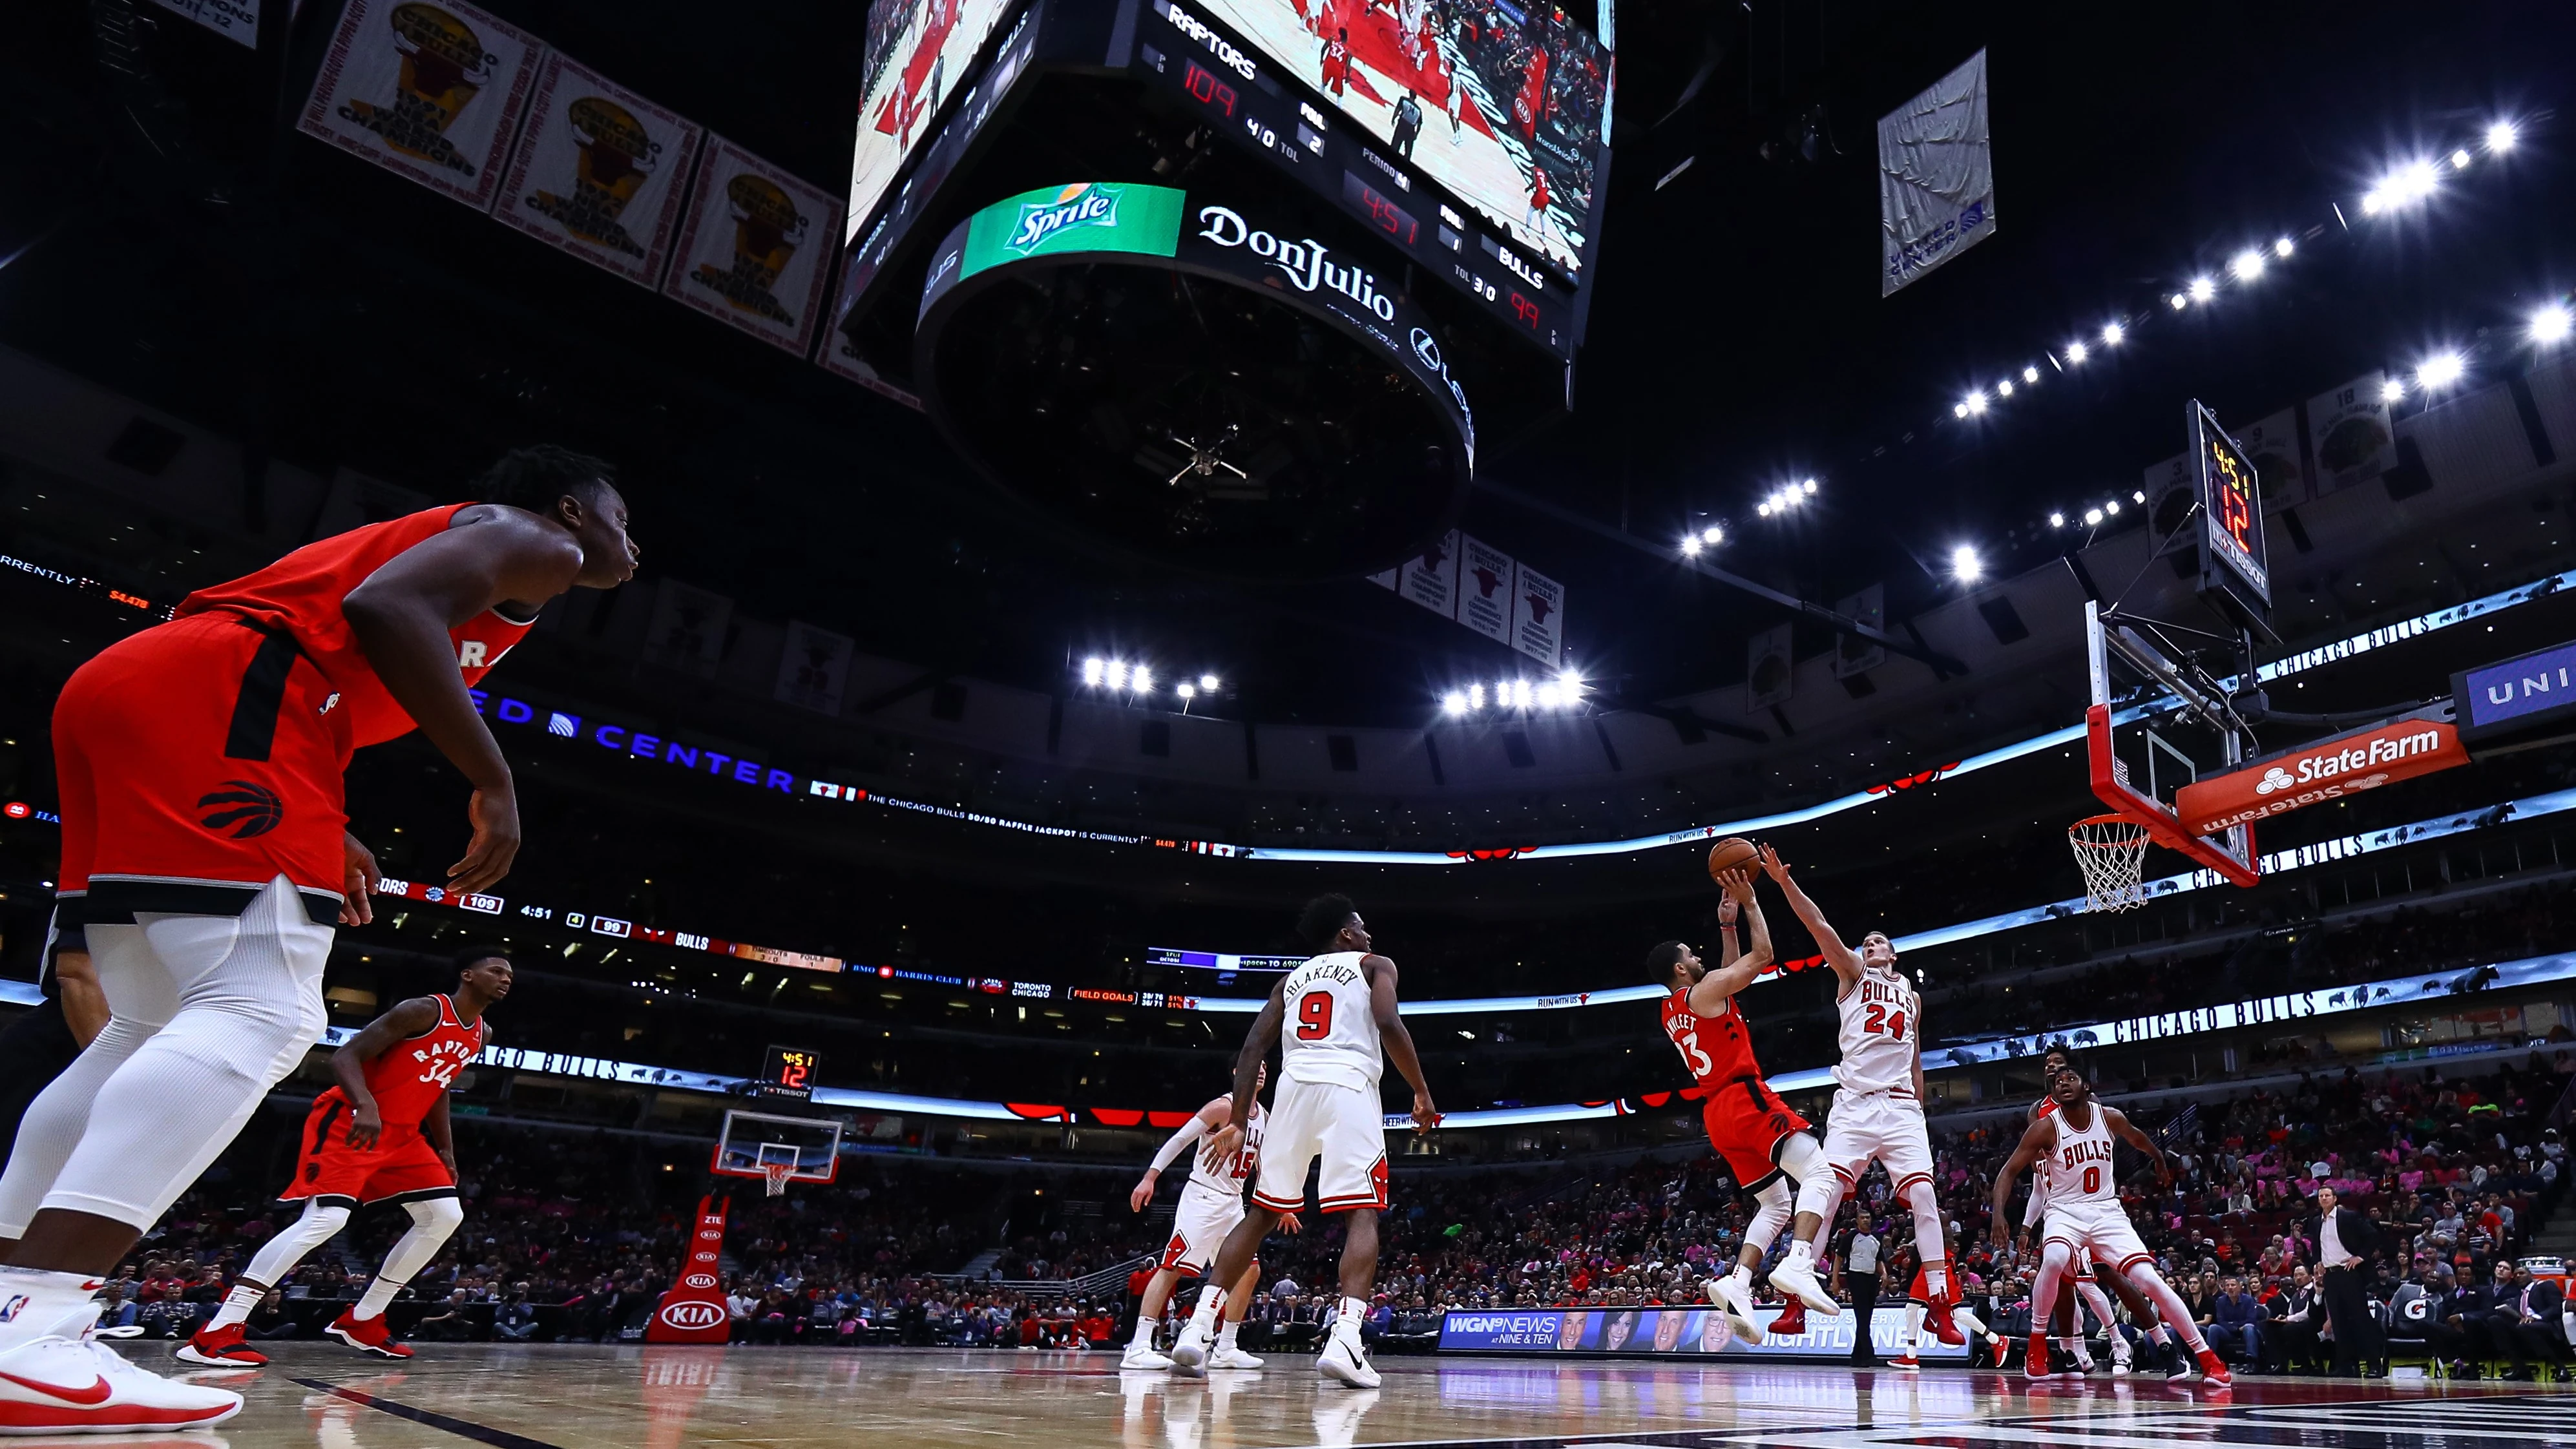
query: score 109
[{"left": 1183, "top": 59, "right": 1241, "bottom": 118}]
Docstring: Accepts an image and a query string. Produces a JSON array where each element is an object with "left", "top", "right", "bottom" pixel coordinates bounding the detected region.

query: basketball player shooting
[
  {"left": 1171, "top": 894, "right": 1438, "bottom": 1388},
  {"left": 1648, "top": 866, "right": 1835, "bottom": 1342},
  {"left": 0, "top": 446, "right": 634, "bottom": 1433},
  {"left": 1121, "top": 1063, "right": 1297, "bottom": 1371},
  {"left": 1755, "top": 844, "right": 1962, "bottom": 1348},
  {"left": 1989, "top": 1059, "right": 2230, "bottom": 1386},
  {"left": 179, "top": 950, "right": 510, "bottom": 1366}
]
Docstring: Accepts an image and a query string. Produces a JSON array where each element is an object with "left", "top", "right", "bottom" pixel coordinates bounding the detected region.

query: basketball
[{"left": 1706, "top": 837, "right": 1759, "bottom": 881}]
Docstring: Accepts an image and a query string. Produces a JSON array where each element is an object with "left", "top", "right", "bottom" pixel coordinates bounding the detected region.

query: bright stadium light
[
  {"left": 2382, "top": 377, "right": 2406, "bottom": 402},
  {"left": 1082, "top": 657, "right": 1105, "bottom": 686},
  {"left": 1467, "top": 683, "right": 1484, "bottom": 710},
  {"left": 1802, "top": 477, "right": 1818, "bottom": 495},
  {"left": 2188, "top": 275, "right": 2217, "bottom": 303},
  {"left": 2417, "top": 351, "right": 2466, "bottom": 390},
  {"left": 1680, "top": 534, "right": 1703, "bottom": 556},
  {"left": 1558, "top": 670, "right": 1584, "bottom": 693},
  {"left": 2487, "top": 120, "right": 2518, "bottom": 153},
  {"left": 2084, "top": 507, "right": 2104, "bottom": 525},
  {"left": 1535, "top": 682, "right": 1564, "bottom": 709},
  {"left": 1703, "top": 525, "right": 1725, "bottom": 544},
  {"left": 1997, "top": 379, "right": 2015, "bottom": 398},
  {"left": 2022, "top": 365, "right": 2040, "bottom": 384},
  {"left": 2230, "top": 249, "right": 2265, "bottom": 282},
  {"left": 1442, "top": 691, "right": 1469, "bottom": 716},
  {"left": 1176, "top": 682, "right": 1197, "bottom": 700},
  {"left": 2274, "top": 236, "right": 2295, "bottom": 258},
  {"left": 1131, "top": 666, "right": 1153, "bottom": 694},
  {"left": 2531, "top": 304, "right": 2573, "bottom": 346},
  {"left": 1200, "top": 674, "right": 1220, "bottom": 691},
  {"left": 2101, "top": 321, "right": 2125, "bottom": 346},
  {"left": 2373, "top": 158, "right": 2440, "bottom": 211},
  {"left": 1105, "top": 660, "right": 1129, "bottom": 689},
  {"left": 1511, "top": 678, "right": 1534, "bottom": 710},
  {"left": 1951, "top": 545, "right": 1983, "bottom": 583},
  {"left": 2132, "top": 489, "right": 2146, "bottom": 503},
  {"left": 1953, "top": 402, "right": 1970, "bottom": 419},
  {"left": 1756, "top": 502, "right": 1774, "bottom": 517},
  {"left": 2170, "top": 293, "right": 2190, "bottom": 310},
  {"left": 2106, "top": 499, "right": 2122, "bottom": 516},
  {"left": 1964, "top": 390, "right": 1988, "bottom": 415},
  {"left": 2450, "top": 148, "right": 2473, "bottom": 170},
  {"left": 2065, "top": 340, "right": 2089, "bottom": 364},
  {"left": 2049, "top": 512, "right": 2066, "bottom": 528}
]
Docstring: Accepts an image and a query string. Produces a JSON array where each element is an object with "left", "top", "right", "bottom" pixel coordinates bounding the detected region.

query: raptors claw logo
[{"left": 197, "top": 780, "right": 284, "bottom": 839}]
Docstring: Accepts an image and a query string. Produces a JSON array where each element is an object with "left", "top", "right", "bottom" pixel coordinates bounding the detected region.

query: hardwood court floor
[{"left": 131, "top": 1343, "right": 2568, "bottom": 1449}]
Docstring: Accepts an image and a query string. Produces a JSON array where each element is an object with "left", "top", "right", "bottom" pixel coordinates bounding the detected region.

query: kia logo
[
  {"left": 659, "top": 1300, "right": 727, "bottom": 1331},
  {"left": 682, "top": 1273, "right": 718, "bottom": 1290}
]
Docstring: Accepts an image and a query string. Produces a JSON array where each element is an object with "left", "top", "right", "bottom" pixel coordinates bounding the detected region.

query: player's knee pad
[
  {"left": 403, "top": 1195, "right": 465, "bottom": 1236},
  {"left": 1745, "top": 1179, "right": 1793, "bottom": 1247},
  {"left": 1774, "top": 1131, "right": 1823, "bottom": 1185},
  {"left": 287, "top": 1201, "right": 353, "bottom": 1252}
]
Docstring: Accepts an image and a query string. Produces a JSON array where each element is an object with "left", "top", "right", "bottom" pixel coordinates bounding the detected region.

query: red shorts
[
  {"left": 281, "top": 1092, "right": 456, "bottom": 1207},
  {"left": 1701, "top": 1079, "right": 1808, "bottom": 1191},
  {"left": 55, "top": 612, "right": 352, "bottom": 925}
]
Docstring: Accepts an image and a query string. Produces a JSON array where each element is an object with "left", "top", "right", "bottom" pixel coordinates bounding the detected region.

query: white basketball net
[
  {"left": 759, "top": 1161, "right": 797, "bottom": 1197},
  {"left": 2068, "top": 815, "right": 2152, "bottom": 913}
]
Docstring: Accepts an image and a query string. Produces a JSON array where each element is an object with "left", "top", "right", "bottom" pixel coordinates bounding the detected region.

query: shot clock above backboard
[
  {"left": 756, "top": 1045, "right": 821, "bottom": 1102},
  {"left": 2191, "top": 400, "right": 2274, "bottom": 637}
]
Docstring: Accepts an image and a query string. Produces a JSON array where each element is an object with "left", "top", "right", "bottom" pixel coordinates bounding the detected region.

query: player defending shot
[
  {"left": 1989, "top": 1059, "right": 2230, "bottom": 1386},
  {"left": 0, "top": 446, "right": 634, "bottom": 1432},
  {"left": 1122, "top": 1064, "right": 1292, "bottom": 1370},
  {"left": 1755, "top": 846, "right": 1961, "bottom": 1346},
  {"left": 1171, "top": 895, "right": 1438, "bottom": 1388},
  {"left": 180, "top": 950, "right": 510, "bottom": 1366},
  {"left": 1649, "top": 868, "right": 1832, "bottom": 1341},
  {"left": 2024, "top": 1045, "right": 2168, "bottom": 1375}
]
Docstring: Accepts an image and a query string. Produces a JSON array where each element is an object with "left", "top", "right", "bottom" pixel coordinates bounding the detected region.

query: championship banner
[
  {"left": 2173, "top": 707, "right": 2467, "bottom": 837},
  {"left": 1509, "top": 563, "right": 1566, "bottom": 667},
  {"left": 1834, "top": 583, "right": 1885, "bottom": 678},
  {"left": 298, "top": 0, "right": 545, "bottom": 210},
  {"left": 641, "top": 579, "right": 734, "bottom": 676},
  {"left": 818, "top": 315, "right": 924, "bottom": 410},
  {"left": 151, "top": 0, "right": 259, "bottom": 47},
  {"left": 1747, "top": 621, "right": 1792, "bottom": 709},
  {"left": 496, "top": 53, "right": 704, "bottom": 287},
  {"left": 1456, "top": 536, "right": 1515, "bottom": 645},
  {"left": 1398, "top": 530, "right": 1461, "bottom": 620},
  {"left": 2307, "top": 371, "right": 2398, "bottom": 495},
  {"left": 1878, "top": 48, "right": 1994, "bottom": 297},
  {"left": 644, "top": 1194, "right": 731, "bottom": 1343},
  {"left": 1440, "top": 1306, "right": 1969, "bottom": 1361},
  {"left": 2235, "top": 407, "right": 2309, "bottom": 515},
  {"left": 773, "top": 620, "right": 855, "bottom": 716},
  {"left": 662, "top": 137, "right": 844, "bottom": 356}
]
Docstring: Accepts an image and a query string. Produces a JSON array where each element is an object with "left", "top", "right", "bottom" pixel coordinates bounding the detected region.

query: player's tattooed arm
[
  {"left": 332, "top": 996, "right": 443, "bottom": 1149},
  {"left": 1207, "top": 984, "right": 1284, "bottom": 1170},
  {"left": 1370, "top": 955, "right": 1440, "bottom": 1134},
  {"left": 1988, "top": 1116, "right": 2054, "bottom": 1240},
  {"left": 2102, "top": 1106, "right": 2175, "bottom": 1187},
  {"left": 1757, "top": 844, "right": 1864, "bottom": 988}
]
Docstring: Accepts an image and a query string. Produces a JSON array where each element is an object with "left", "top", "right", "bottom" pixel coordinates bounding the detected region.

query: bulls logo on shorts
[{"left": 197, "top": 780, "right": 284, "bottom": 839}]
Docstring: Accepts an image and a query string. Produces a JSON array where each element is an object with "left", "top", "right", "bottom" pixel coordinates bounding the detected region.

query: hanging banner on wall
[
  {"left": 1878, "top": 49, "right": 1994, "bottom": 297},
  {"left": 642, "top": 579, "right": 734, "bottom": 676},
  {"left": 662, "top": 137, "right": 843, "bottom": 355},
  {"left": 1398, "top": 531, "right": 1461, "bottom": 620},
  {"left": 1511, "top": 565, "right": 1567, "bottom": 667},
  {"left": 773, "top": 621, "right": 855, "bottom": 716},
  {"left": 298, "top": 0, "right": 545, "bottom": 210},
  {"left": 151, "top": 0, "right": 259, "bottom": 47},
  {"left": 1747, "top": 622, "right": 1793, "bottom": 710},
  {"left": 1833, "top": 584, "right": 1885, "bottom": 678},
  {"left": 2236, "top": 407, "right": 2309, "bottom": 515},
  {"left": 496, "top": 53, "right": 703, "bottom": 287},
  {"left": 2307, "top": 371, "right": 2398, "bottom": 495},
  {"left": 818, "top": 321, "right": 925, "bottom": 409},
  {"left": 1456, "top": 536, "right": 1516, "bottom": 646}
]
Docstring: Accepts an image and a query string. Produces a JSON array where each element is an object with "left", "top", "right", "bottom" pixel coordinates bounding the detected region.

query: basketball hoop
[
  {"left": 759, "top": 1161, "right": 796, "bottom": 1198},
  {"left": 2068, "top": 815, "right": 2152, "bottom": 913}
]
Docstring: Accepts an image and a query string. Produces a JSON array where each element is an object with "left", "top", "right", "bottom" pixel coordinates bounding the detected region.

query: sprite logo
[{"left": 1007, "top": 183, "right": 1122, "bottom": 255}]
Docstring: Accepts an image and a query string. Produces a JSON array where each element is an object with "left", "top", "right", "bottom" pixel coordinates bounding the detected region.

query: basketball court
[{"left": 187, "top": 1346, "right": 2555, "bottom": 1449}]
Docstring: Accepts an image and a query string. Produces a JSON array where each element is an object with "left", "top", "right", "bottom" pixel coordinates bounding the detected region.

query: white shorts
[
  {"left": 1158, "top": 1181, "right": 1245, "bottom": 1276},
  {"left": 1250, "top": 1076, "right": 1387, "bottom": 1214},
  {"left": 2044, "top": 1200, "right": 2153, "bottom": 1275},
  {"left": 1819, "top": 1087, "right": 1934, "bottom": 1198}
]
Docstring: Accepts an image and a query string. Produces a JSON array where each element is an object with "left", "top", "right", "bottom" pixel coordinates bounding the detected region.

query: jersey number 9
[{"left": 1295, "top": 990, "right": 1334, "bottom": 1040}]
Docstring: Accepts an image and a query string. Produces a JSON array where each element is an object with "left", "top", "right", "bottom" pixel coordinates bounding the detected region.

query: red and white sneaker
[
  {"left": 1923, "top": 1299, "right": 1967, "bottom": 1346},
  {"left": 1769, "top": 1296, "right": 1808, "bottom": 1337},
  {"left": 1891, "top": 1352, "right": 1921, "bottom": 1371},
  {"left": 325, "top": 1310, "right": 413, "bottom": 1360},
  {"left": 0, "top": 1333, "right": 242, "bottom": 1433},
  {"left": 2193, "top": 1349, "right": 2232, "bottom": 1386},
  {"left": 176, "top": 1322, "right": 267, "bottom": 1368},
  {"left": 2023, "top": 1333, "right": 2053, "bottom": 1381}
]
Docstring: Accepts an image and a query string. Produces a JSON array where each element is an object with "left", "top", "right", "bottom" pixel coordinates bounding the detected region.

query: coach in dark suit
[
  {"left": 2487, "top": 1263, "right": 2570, "bottom": 1380},
  {"left": 2310, "top": 1187, "right": 2384, "bottom": 1377}
]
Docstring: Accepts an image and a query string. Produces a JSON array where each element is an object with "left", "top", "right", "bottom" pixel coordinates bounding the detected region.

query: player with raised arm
[
  {"left": 1989, "top": 1059, "right": 2230, "bottom": 1386},
  {"left": 0, "top": 447, "right": 634, "bottom": 1433},
  {"left": 1170, "top": 895, "right": 1439, "bottom": 1388},
  {"left": 1755, "top": 845, "right": 1962, "bottom": 1347},
  {"left": 1649, "top": 868, "right": 1832, "bottom": 1341},
  {"left": 182, "top": 950, "right": 511, "bottom": 1365},
  {"left": 2024, "top": 1045, "right": 2168, "bottom": 1376},
  {"left": 1120, "top": 1064, "right": 1295, "bottom": 1371}
]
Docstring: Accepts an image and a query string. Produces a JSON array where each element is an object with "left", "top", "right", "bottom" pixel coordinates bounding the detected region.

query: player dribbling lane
[
  {"left": 1989, "top": 1059, "right": 2230, "bottom": 1386},
  {"left": 1648, "top": 868, "right": 1834, "bottom": 1341},
  {"left": 1755, "top": 846, "right": 1962, "bottom": 1346},
  {"left": 1171, "top": 894, "right": 1439, "bottom": 1388},
  {"left": 180, "top": 950, "right": 510, "bottom": 1366},
  {"left": 1122, "top": 1065, "right": 1294, "bottom": 1371}
]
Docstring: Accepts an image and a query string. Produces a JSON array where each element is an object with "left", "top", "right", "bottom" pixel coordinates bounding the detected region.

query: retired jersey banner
[
  {"left": 497, "top": 54, "right": 703, "bottom": 287},
  {"left": 1509, "top": 563, "right": 1566, "bottom": 667},
  {"left": 663, "top": 137, "right": 843, "bottom": 356},
  {"left": 1456, "top": 536, "right": 1515, "bottom": 646},
  {"left": 2307, "top": 371, "right": 2398, "bottom": 495},
  {"left": 773, "top": 620, "right": 855, "bottom": 716},
  {"left": 1878, "top": 48, "right": 1994, "bottom": 297},
  {"left": 151, "top": 0, "right": 260, "bottom": 47},
  {"left": 1398, "top": 530, "right": 1461, "bottom": 621},
  {"left": 298, "top": 0, "right": 544, "bottom": 211}
]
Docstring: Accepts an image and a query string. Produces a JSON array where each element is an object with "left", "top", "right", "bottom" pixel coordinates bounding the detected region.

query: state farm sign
[{"left": 2174, "top": 708, "right": 2466, "bottom": 836}]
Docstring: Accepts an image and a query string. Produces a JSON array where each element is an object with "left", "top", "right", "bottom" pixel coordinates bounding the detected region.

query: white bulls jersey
[
  {"left": 1188, "top": 1100, "right": 1266, "bottom": 1196},
  {"left": 1833, "top": 965, "right": 1919, "bottom": 1094},
  {"left": 2041, "top": 1101, "right": 2119, "bottom": 1209},
  {"left": 1279, "top": 951, "right": 1382, "bottom": 1089}
]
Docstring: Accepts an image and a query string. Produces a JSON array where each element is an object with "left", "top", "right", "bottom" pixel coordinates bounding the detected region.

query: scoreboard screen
[
  {"left": 758, "top": 1046, "right": 821, "bottom": 1101},
  {"left": 2190, "top": 400, "right": 2272, "bottom": 631}
]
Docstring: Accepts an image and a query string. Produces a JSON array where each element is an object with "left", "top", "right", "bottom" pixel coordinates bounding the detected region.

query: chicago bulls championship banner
[
  {"left": 496, "top": 53, "right": 704, "bottom": 287},
  {"left": 298, "top": 0, "right": 545, "bottom": 211},
  {"left": 662, "top": 137, "right": 844, "bottom": 356},
  {"left": 645, "top": 1194, "right": 733, "bottom": 1342},
  {"left": 2173, "top": 707, "right": 2467, "bottom": 837}
]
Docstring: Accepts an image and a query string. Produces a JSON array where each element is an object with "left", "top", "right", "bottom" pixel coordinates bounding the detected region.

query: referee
[{"left": 1841, "top": 1220, "right": 1885, "bottom": 1366}]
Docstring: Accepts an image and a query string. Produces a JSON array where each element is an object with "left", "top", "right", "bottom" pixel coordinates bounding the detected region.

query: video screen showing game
[
  {"left": 847, "top": 0, "right": 1025, "bottom": 244},
  {"left": 1195, "top": 0, "right": 1609, "bottom": 278}
]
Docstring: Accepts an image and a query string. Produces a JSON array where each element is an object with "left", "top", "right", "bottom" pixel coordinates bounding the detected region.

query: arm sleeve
[{"left": 1148, "top": 1116, "right": 1211, "bottom": 1174}]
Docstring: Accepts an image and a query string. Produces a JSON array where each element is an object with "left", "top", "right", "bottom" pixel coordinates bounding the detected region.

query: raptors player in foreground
[
  {"left": 1122, "top": 1064, "right": 1293, "bottom": 1370},
  {"left": 180, "top": 950, "right": 510, "bottom": 1366},
  {"left": 0, "top": 446, "right": 634, "bottom": 1432},
  {"left": 1649, "top": 869, "right": 1836, "bottom": 1340},
  {"left": 1755, "top": 846, "right": 1962, "bottom": 1347},
  {"left": 1990, "top": 1059, "right": 2230, "bottom": 1385},
  {"left": 1172, "top": 895, "right": 1439, "bottom": 1388}
]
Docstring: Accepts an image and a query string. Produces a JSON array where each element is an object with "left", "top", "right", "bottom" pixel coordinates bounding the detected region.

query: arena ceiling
[{"left": 0, "top": 0, "right": 2568, "bottom": 728}]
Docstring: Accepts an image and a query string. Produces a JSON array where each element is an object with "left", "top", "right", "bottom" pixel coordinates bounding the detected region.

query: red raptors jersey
[
  {"left": 328, "top": 994, "right": 486, "bottom": 1129},
  {"left": 178, "top": 505, "right": 534, "bottom": 749},
  {"left": 1661, "top": 984, "right": 1766, "bottom": 1089}
]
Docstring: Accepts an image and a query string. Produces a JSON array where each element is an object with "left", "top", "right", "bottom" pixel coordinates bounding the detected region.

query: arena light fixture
[
  {"left": 2064, "top": 340, "right": 2089, "bottom": 364},
  {"left": 2372, "top": 158, "right": 2440, "bottom": 211},
  {"left": 2531, "top": 303, "right": 2573, "bottom": 346},
  {"left": 1680, "top": 534, "right": 1704, "bottom": 556},
  {"left": 2049, "top": 512, "right": 2066, "bottom": 528},
  {"left": 1953, "top": 402, "right": 1970, "bottom": 419},
  {"left": 1175, "top": 682, "right": 1197, "bottom": 700},
  {"left": 1996, "top": 379, "right": 2015, "bottom": 398},
  {"left": 1755, "top": 501, "right": 1772, "bottom": 517},
  {"left": 2131, "top": 489, "right": 2146, "bottom": 504},
  {"left": 1082, "top": 657, "right": 1106, "bottom": 686},
  {"left": 2105, "top": 499, "right": 2121, "bottom": 516},
  {"left": 2381, "top": 376, "right": 2407, "bottom": 402},
  {"left": 2487, "top": 120, "right": 2518, "bottom": 154},
  {"left": 2170, "top": 293, "right": 2189, "bottom": 310},
  {"left": 1535, "top": 682, "right": 1564, "bottom": 709},
  {"left": 2417, "top": 350, "right": 2466, "bottom": 390},
  {"left": 1558, "top": 670, "right": 1584, "bottom": 693},
  {"left": 2450, "top": 147, "right": 2473, "bottom": 171},
  {"left": 2021, "top": 365, "right": 2040, "bottom": 384},
  {"left": 1511, "top": 678, "right": 1534, "bottom": 710},
  {"left": 1199, "top": 674, "right": 1220, "bottom": 691},
  {"left": 2084, "top": 507, "right": 2104, "bottom": 525},
  {"left": 1951, "top": 545, "right": 1983, "bottom": 583},
  {"left": 1802, "top": 478, "right": 1818, "bottom": 495},
  {"left": 2274, "top": 236, "right": 2295, "bottom": 258},
  {"left": 1963, "top": 390, "right": 1988, "bottom": 415},
  {"left": 1441, "top": 691, "right": 1469, "bottom": 716},
  {"left": 2188, "top": 275, "right": 2217, "bottom": 303},
  {"left": 1466, "top": 682, "right": 1484, "bottom": 710},
  {"left": 2230, "top": 249, "right": 2265, "bottom": 282},
  {"left": 1702, "top": 525, "right": 1725, "bottom": 544},
  {"left": 2100, "top": 321, "right": 2125, "bottom": 346},
  {"left": 1130, "top": 666, "right": 1153, "bottom": 694},
  {"left": 1105, "top": 660, "right": 1129, "bottom": 689}
]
